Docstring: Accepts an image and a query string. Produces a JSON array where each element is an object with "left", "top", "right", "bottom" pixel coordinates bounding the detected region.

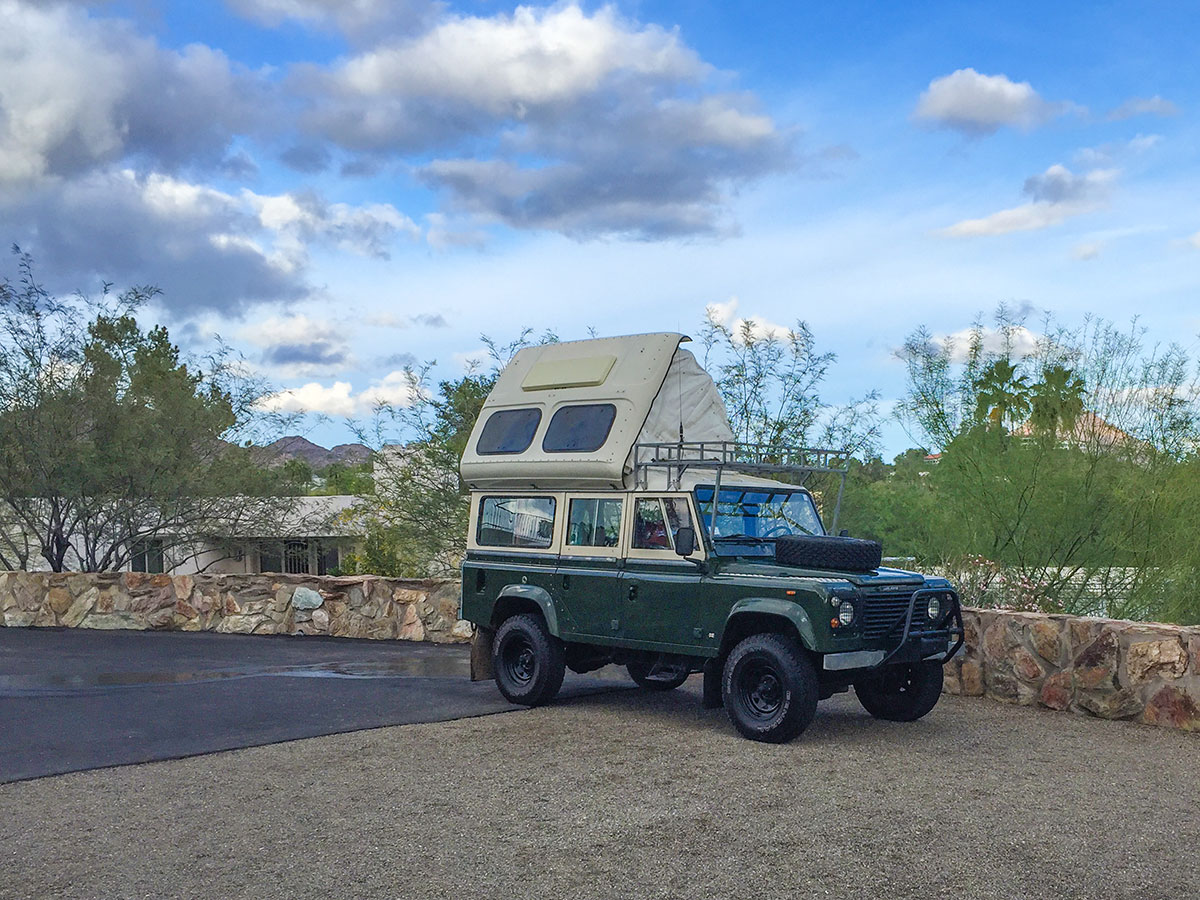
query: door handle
[
  {"left": 562, "top": 573, "right": 571, "bottom": 590},
  {"left": 628, "top": 584, "right": 638, "bottom": 601}
]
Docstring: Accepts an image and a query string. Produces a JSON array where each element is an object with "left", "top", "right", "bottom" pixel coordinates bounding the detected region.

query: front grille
[{"left": 860, "top": 592, "right": 929, "bottom": 640}]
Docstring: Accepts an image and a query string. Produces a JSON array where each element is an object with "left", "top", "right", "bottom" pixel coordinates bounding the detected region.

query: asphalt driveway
[{"left": 0, "top": 628, "right": 625, "bottom": 783}]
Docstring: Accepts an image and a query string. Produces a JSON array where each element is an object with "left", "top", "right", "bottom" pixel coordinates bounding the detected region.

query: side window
[
  {"left": 633, "top": 499, "right": 671, "bottom": 550},
  {"left": 663, "top": 497, "right": 693, "bottom": 546},
  {"left": 476, "top": 408, "right": 542, "bottom": 455},
  {"left": 478, "top": 497, "right": 556, "bottom": 548},
  {"left": 566, "top": 498, "right": 623, "bottom": 548}
]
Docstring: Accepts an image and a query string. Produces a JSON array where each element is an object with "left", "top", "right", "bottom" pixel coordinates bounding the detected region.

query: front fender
[
  {"left": 496, "top": 584, "right": 561, "bottom": 637},
  {"left": 725, "top": 596, "right": 819, "bottom": 651}
]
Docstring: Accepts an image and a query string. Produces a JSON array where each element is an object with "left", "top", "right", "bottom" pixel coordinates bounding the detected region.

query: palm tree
[
  {"left": 1029, "top": 365, "right": 1086, "bottom": 440},
  {"left": 973, "top": 359, "right": 1031, "bottom": 430}
]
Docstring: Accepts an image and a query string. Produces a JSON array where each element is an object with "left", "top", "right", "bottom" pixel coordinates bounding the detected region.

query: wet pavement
[{"left": 0, "top": 628, "right": 628, "bottom": 783}]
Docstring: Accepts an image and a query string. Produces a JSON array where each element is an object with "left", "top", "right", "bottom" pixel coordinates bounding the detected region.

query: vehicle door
[
  {"left": 620, "top": 495, "right": 706, "bottom": 650},
  {"left": 555, "top": 495, "right": 626, "bottom": 639}
]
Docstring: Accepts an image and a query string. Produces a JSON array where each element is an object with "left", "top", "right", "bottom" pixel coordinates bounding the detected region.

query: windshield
[{"left": 694, "top": 486, "right": 825, "bottom": 556}]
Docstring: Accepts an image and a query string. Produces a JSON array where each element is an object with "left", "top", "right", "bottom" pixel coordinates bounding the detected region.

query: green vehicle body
[{"left": 460, "top": 488, "right": 961, "bottom": 681}]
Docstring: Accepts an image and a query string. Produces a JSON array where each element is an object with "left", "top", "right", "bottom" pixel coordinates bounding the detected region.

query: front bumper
[{"left": 822, "top": 588, "right": 965, "bottom": 671}]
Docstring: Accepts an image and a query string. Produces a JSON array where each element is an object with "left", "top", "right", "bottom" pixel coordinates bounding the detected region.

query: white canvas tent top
[{"left": 460, "top": 332, "right": 735, "bottom": 491}]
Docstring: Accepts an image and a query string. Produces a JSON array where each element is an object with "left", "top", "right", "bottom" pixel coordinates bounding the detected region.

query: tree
[
  {"left": 700, "top": 307, "right": 881, "bottom": 456},
  {"left": 343, "top": 331, "right": 554, "bottom": 578},
  {"left": 0, "top": 249, "right": 305, "bottom": 572},
  {"left": 1029, "top": 364, "right": 1086, "bottom": 439},
  {"left": 895, "top": 305, "right": 1200, "bottom": 622}
]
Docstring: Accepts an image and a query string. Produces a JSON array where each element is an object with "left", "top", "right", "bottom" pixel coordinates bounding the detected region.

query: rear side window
[
  {"left": 567, "top": 498, "right": 623, "bottom": 548},
  {"left": 542, "top": 404, "right": 616, "bottom": 453},
  {"left": 476, "top": 408, "right": 541, "bottom": 455},
  {"left": 477, "top": 497, "right": 556, "bottom": 548}
]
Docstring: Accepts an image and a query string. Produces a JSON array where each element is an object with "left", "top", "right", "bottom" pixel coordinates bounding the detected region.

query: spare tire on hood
[{"left": 774, "top": 534, "right": 882, "bottom": 573}]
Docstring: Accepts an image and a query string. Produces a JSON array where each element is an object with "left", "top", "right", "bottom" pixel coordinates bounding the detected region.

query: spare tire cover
[{"left": 774, "top": 534, "right": 882, "bottom": 573}]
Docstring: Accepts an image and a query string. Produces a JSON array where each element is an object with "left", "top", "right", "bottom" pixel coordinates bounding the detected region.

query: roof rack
[{"left": 632, "top": 441, "right": 852, "bottom": 533}]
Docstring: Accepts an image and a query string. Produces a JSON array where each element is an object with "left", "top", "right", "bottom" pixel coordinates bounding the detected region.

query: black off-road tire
[
  {"left": 492, "top": 613, "right": 566, "bottom": 706},
  {"left": 721, "top": 633, "right": 819, "bottom": 743},
  {"left": 774, "top": 534, "right": 882, "bottom": 573},
  {"left": 627, "top": 660, "right": 690, "bottom": 691},
  {"left": 854, "top": 661, "right": 944, "bottom": 722}
]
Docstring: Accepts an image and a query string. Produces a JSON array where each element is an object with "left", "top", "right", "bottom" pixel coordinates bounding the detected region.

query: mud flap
[
  {"left": 470, "top": 627, "right": 495, "bottom": 682},
  {"left": 702, "top": 657, "right": 723, "bottom": 709}
]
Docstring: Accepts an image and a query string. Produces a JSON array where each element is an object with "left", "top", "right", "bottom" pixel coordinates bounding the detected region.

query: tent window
[
  {"left": 542, "top": 404, "right": 617, "bottom": 453},
  {"left": 477, "top": 408, "right": 542, "bottom": 455}
]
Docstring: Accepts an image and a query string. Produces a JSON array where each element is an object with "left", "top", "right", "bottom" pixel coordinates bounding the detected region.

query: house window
[
  {"left": 477, "top": 408, "right": 542, "bottom": 455},
  {"left": 477, "top": 497, "right": 556, "bottom": 548},
  {"left": 542, "top": 404, "right": 616, "bottom": 453},
  {"left": 257, "top": 540, "right": 340, "bottom": 574},
  {"left": 259, "top": 543, "right": 283, "bottom": 573},
  {"left": 284, "top": 541, "right": 310, "bottom": 574},
  {"left": 130, "top": 539, "right": 165, "bottom": 574}
]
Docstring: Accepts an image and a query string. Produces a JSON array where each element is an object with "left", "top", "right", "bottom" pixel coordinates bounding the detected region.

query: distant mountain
[{"left": 256, "top": 436, "right": 372, "bottom": 469}]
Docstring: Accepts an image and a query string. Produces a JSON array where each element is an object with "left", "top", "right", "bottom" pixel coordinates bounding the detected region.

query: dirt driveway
[{"left": 2, "top": 670, "right": 1196, "bottom": 900}]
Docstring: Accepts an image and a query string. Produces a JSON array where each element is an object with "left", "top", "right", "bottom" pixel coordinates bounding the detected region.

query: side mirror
[
  {"left": 839, "top": 529, "right": 849, "bottom": 537},
  {"left": 674, "top": 526, "right": 696, "bottom": 557}
]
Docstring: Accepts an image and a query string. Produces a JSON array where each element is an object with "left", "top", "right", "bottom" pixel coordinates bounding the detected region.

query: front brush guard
[{"left": 872, "top": 587, "right": 965, "bottom": 669}]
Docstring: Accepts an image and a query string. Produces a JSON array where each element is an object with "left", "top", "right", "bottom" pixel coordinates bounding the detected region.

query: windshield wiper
[{"left": 712, "top": 536, "right": 777, "bottom": 544}]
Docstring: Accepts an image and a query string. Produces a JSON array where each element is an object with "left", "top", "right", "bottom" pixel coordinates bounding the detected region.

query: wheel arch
[
  {"left": 719, "top": 598, "right": 818, "bottom": 660},
  {"left": 490, "top": 584, "right": 561, "bottom": 637}
]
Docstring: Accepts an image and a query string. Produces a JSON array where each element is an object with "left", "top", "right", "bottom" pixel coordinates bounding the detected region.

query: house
[{"left": 6, "top": 495, "right": 363, "bottom": 576}]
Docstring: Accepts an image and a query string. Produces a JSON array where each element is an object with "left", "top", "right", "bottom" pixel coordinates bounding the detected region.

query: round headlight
[
  {"left": 838, "top": 600, "right": 855, "bottom": 626},
  {"left": 927, "top": 595, "right": 942, "bottom": 621}
]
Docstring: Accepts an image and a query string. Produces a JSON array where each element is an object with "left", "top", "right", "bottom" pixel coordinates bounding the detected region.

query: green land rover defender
[{"left": 459, "top": 332, "right": 963, "bottom": 743}]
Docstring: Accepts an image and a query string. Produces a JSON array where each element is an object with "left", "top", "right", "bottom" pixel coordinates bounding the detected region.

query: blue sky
[{"left": 1, "top": 0, "right": 1196, "bottom": 455}]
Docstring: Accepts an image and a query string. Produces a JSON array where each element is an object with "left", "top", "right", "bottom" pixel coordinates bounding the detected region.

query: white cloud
[
  {"left": 452, "top": 349, "right": 491, "bottom": 372},
  {"left": 259, "top": 369, "right": 422, "bottom": 416},
  {"left": 259, "top": 381, "right": 360, "bottom": 416},
  {"left": 938, "top": 325, "right": 1041, "bottom": 362},
  {"left": 940, "top": 165, "right": 1116, "bottom": 238},
  {"left": 1072, "top": 242, "right": 1102, "bottom": 261},
  {"left": 327, "top": 5, "right": 704, "bottom": 114},
  {"left": 299, "top": 3, "right": 789, "bottom": 239},
  {"left": 1188, "top": 231, "right": 1200, "bottom": 251},
  {"left": 704, "top": 296, "right": 792, "bottom": 342},
  {"left": 1074, "top": 133, "right": 1162, "bottom": 166},
  {"left": 1107, "top": 95, "right": 1178, "bottom": 120},
  {"left": 914, "top": 68, "right": 1068, "bottom": 136},
  {"left": 0, "top": 1, "right": 254, "bottom": 183}
]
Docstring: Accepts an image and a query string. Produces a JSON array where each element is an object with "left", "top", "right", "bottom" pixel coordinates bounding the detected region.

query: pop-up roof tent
[{"left": 459, "top": 332, "right": 733, "bottom": 491}]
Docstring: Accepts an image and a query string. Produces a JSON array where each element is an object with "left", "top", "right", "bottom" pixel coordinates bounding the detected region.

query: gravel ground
[{"left": 2, "top": 682, "right": 1196, "bottom": 900}]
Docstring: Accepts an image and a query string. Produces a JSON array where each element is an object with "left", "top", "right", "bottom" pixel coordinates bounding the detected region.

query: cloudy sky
[{"left": 2, "top": 0, "right": 1197, "bottom": 453}]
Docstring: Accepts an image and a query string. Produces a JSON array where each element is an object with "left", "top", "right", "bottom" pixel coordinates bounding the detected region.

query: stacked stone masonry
[
  {"left": 943, "top": 608, "right": 1200, "bottom": 733},
  {"left": 3, "top": 572, "right": 1198, "bottom": 734},
  {"left": 0, "top": 571, "right": 473, "bottom": 643}
]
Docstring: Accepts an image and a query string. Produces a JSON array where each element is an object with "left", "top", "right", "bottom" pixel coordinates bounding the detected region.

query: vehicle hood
[{"left": 715, "top": 560, "right": 931, "bottom": 588}]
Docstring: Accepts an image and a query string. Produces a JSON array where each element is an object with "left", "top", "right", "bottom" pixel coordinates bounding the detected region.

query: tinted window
[
  {"left": 477, "top": 408, "right": 542, "bottom": 455},
  {"left": 567, "top": 498, "right": 623, "bottom": 548},
  {"left": 478, "top": 497, "right": 556, "bottom": 548},
  {"left": 542, "top": 404, "right": 616, "bottom": 453}
]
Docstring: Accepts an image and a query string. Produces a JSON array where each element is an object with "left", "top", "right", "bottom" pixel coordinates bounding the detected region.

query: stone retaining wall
[
  {"left": 943, "top": 608, "right": 1200, "bottom": 732},
  {"left": 3, "top": 571, "right": 1198, "bottom": 733},
  {"left": 0, "top": 571, "right": 472, "bottom": 643}
]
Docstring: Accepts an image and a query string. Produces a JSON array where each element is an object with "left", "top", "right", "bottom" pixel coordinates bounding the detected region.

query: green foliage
[
  {"left": 0, "top": 248, "right": 300, "bottom": 571},
  {"left": 894, "top": 306, "right": 1200, "bottom": 623},
  {"left": 701, "top": 309, "right": 880, "bottom": 455},
  {"left": 343, "top": 332, "right": 549, "bottom": 578}
]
